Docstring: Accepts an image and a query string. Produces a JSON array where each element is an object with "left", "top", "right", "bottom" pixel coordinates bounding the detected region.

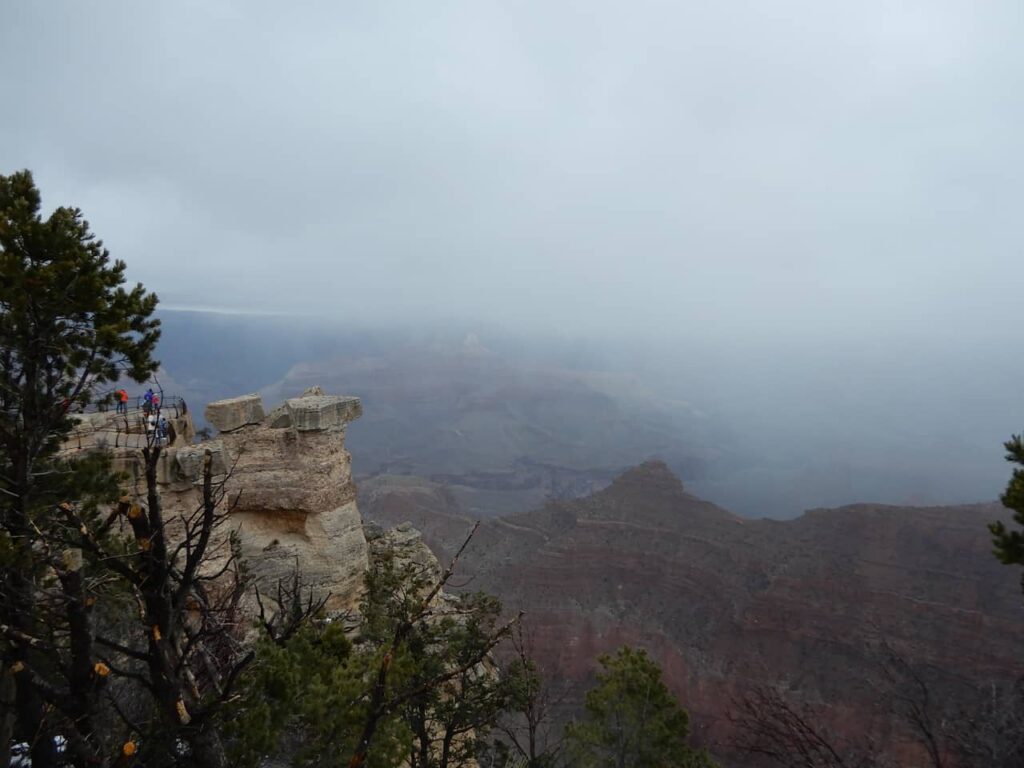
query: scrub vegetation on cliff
[{"left": 0, "top": 171, "right": 718, "bottom": 767}]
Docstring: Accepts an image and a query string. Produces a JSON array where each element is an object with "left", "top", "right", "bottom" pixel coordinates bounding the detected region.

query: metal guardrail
[
  {"left": 63, "top": 394, "right": 188, "bottom": 453},
  {"left": 83, "top": 393, "right": 188, "bottom": 419}
]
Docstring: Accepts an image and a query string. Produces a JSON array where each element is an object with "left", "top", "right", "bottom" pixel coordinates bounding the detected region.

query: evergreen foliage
[
  {"left": 565, "top": 646, "right": 717, "bottom": 768},
  {"left": 0, "top": 169, "right": 160, "bottom": 768},
  {"left": 361, "top": 547, "right": 515, "bottom": 768},
  {"left": 227, "top": 620, "right": 409, "bottom": 768},
  {"left": 227, "top": 540, "right": 517, "bottom": 768},
  {"left": 991, "top": 435, "right": 1024, "bottom": 583},
  {"left": 0, "top": 169, "right": 160, "bottom": 482}
]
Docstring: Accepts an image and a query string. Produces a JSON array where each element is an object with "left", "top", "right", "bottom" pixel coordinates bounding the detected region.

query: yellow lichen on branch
[{"left": 176, "top": 699, "right": 191, "bottom": 725}]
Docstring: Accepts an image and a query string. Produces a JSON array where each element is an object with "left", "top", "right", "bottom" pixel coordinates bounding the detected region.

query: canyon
[
  {"left": 77, "top": 385, "right": 1024, "bottom": 764},
  {"left": 361, "top": 461, "right": 1024, "bottom": 763}
]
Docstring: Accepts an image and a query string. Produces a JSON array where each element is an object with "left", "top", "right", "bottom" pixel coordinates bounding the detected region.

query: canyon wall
[{"left": 361, "top": 462, "right": 1024, "bottom": 764}]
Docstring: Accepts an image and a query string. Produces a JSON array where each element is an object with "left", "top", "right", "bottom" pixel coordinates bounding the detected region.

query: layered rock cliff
[
  {"left": 109, "top": 387, "right": 369, "bottom": 611},
  {"left": 360, "top": 462, "right": 1024, "bottom": 764}
]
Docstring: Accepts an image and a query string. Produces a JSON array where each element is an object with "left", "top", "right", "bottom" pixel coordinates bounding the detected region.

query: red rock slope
[{"left": 360, "top": 462, "right": 1024, "bottom": 764}]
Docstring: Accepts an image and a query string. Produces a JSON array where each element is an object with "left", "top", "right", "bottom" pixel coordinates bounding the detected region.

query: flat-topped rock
[
  {"left": 205, "top": 393, "right": 265, "bottom": 433},
  {"left": 283, "top": 394, "right": 362, "bottom": 431}
]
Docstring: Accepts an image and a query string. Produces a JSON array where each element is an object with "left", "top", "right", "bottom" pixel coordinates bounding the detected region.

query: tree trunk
[
  {"left": 0, "top": 671, "right": 15, "bottom": 768},
  {"left": 189, "top": 723, "right": 228, "bottom": 768}
]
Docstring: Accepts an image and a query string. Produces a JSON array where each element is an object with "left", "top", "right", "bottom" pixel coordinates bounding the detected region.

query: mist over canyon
[
  {"left": 151, "top": 307, "right": 1024, "bottom": 764},
  {"left": 4, "top": 2, "right": 1024, "bottom": 763},
  {"left": 156, "top": 308, "right": 1018, "bottom": 520}
]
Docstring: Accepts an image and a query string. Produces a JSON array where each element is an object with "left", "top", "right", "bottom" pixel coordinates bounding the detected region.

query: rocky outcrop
[
  {"left": 174, "top": 440, "right": 228, "bottom": 479},
  {"left": 60, "top": 387, "right": 440, "bottom": 622},
  {"left": 267, "top": 394, "right": 363, "bottom": 432},
  {"left": 126, "top": 389, "right": 370, "bottom": 612},
  {"left": 365, "top": 520, "right": 443, "bottom": 583},
  {"left": 204, "top": 393, "right": 265, "bottom": 432}
]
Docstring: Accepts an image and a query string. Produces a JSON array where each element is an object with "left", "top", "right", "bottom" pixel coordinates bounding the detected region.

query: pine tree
[
  {"left": 227, "top": 525, "right": 518, "bottom": 768},
  {"left": 0, "top": 169, "right": 160, "bottom": 767},
  {"left": 990, "top": 435, "right": 1024, "bottom": 590},
  {"left": 226, "top": 617, "right": 410, "bottom": 768},
  {"left": 564, "top": 646, "right": 718, "bottom": 768}
]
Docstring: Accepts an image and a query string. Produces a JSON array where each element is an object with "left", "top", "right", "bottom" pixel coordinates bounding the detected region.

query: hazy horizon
[
  {"left": 3, "top": 1, "right": 1023, "bottom": 341},
  {"left": 151, "top": 307, "right": 1021, "bottom": 519},
  {"left": 4, "top": 7, "right": 1023, "bottom": 759},
  {"left": 3, "top": 1, "right": 1022, "bottom": 518}
]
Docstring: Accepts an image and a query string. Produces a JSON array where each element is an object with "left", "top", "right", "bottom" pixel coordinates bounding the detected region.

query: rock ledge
[{"left": 204, "top": 394, "right": 265, "bottom": 432}]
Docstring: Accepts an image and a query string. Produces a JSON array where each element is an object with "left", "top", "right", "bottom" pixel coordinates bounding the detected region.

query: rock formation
[
  {"left": 365, "top": 520, "right": 443, "bottom": 583},
  {"left": 110, "top": 387, "right": 369, "bottom": 611},
  {"left": 203, "top": 393, "right": 265, "bottom": 432}
]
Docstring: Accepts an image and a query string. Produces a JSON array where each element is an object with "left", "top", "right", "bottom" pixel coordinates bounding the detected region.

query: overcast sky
[{"left": 1, "top": 1, "right": 1021, "bottom": 339}]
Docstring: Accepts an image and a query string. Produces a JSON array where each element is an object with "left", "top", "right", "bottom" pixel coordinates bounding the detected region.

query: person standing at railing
[
  {"left": 116, "top": 388, "right": 128, "bottom": 414},
  {"left": 143, "top": 388, "right": 154, "bottom": 416}
]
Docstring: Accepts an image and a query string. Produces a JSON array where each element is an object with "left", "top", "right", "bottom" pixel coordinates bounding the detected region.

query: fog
[
  {"left": 3, "top": 1, "right": 1023, "bottom": 335},
  {"left": 2, "top": 2, "right": 1023, "bottom": 515},
  {"left": 150, "top": 309, "right": 1021, "bottom": 518}
]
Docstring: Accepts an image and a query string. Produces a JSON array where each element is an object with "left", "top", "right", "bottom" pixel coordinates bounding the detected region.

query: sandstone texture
[
  {"left": 174, "top": 440, "right": 228, "bottom": 480},
  {"left": 204, "top": 393, "right": 265, "bottom": 433},
  {"left": 132, "top": 388, "right": 370, "bottom": 612},
  {"left": 283, "top": 394, "right": 363, "bottom": 432}
]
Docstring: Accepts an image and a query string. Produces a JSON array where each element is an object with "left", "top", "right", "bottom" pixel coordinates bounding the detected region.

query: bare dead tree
[
  {"left": 104, "top": 446, "right": 253, "bottom": 765},
  {"left": 253, "top": 558, "right": 333, "bottom": 647},
  {"left": 728, "top": 685, "right": 884, "bottom": 768},
  {"left": 943, "top": 677, "right": 1024, "bottom": 767},
  {"left": 871, "top": 639, "right": 948, "bottom": 768},
  {"left": 870, "top": 636, "right": 1024, "bottom": 768},
  {"left": 495, "top": 621, "right": 569, "bottom": 768},
  {"left": 729, "top": 633, "right": 1024, "bottom": 768},
  {"left": 1, "top": 446, "right": 257, "bottom": 767}
]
